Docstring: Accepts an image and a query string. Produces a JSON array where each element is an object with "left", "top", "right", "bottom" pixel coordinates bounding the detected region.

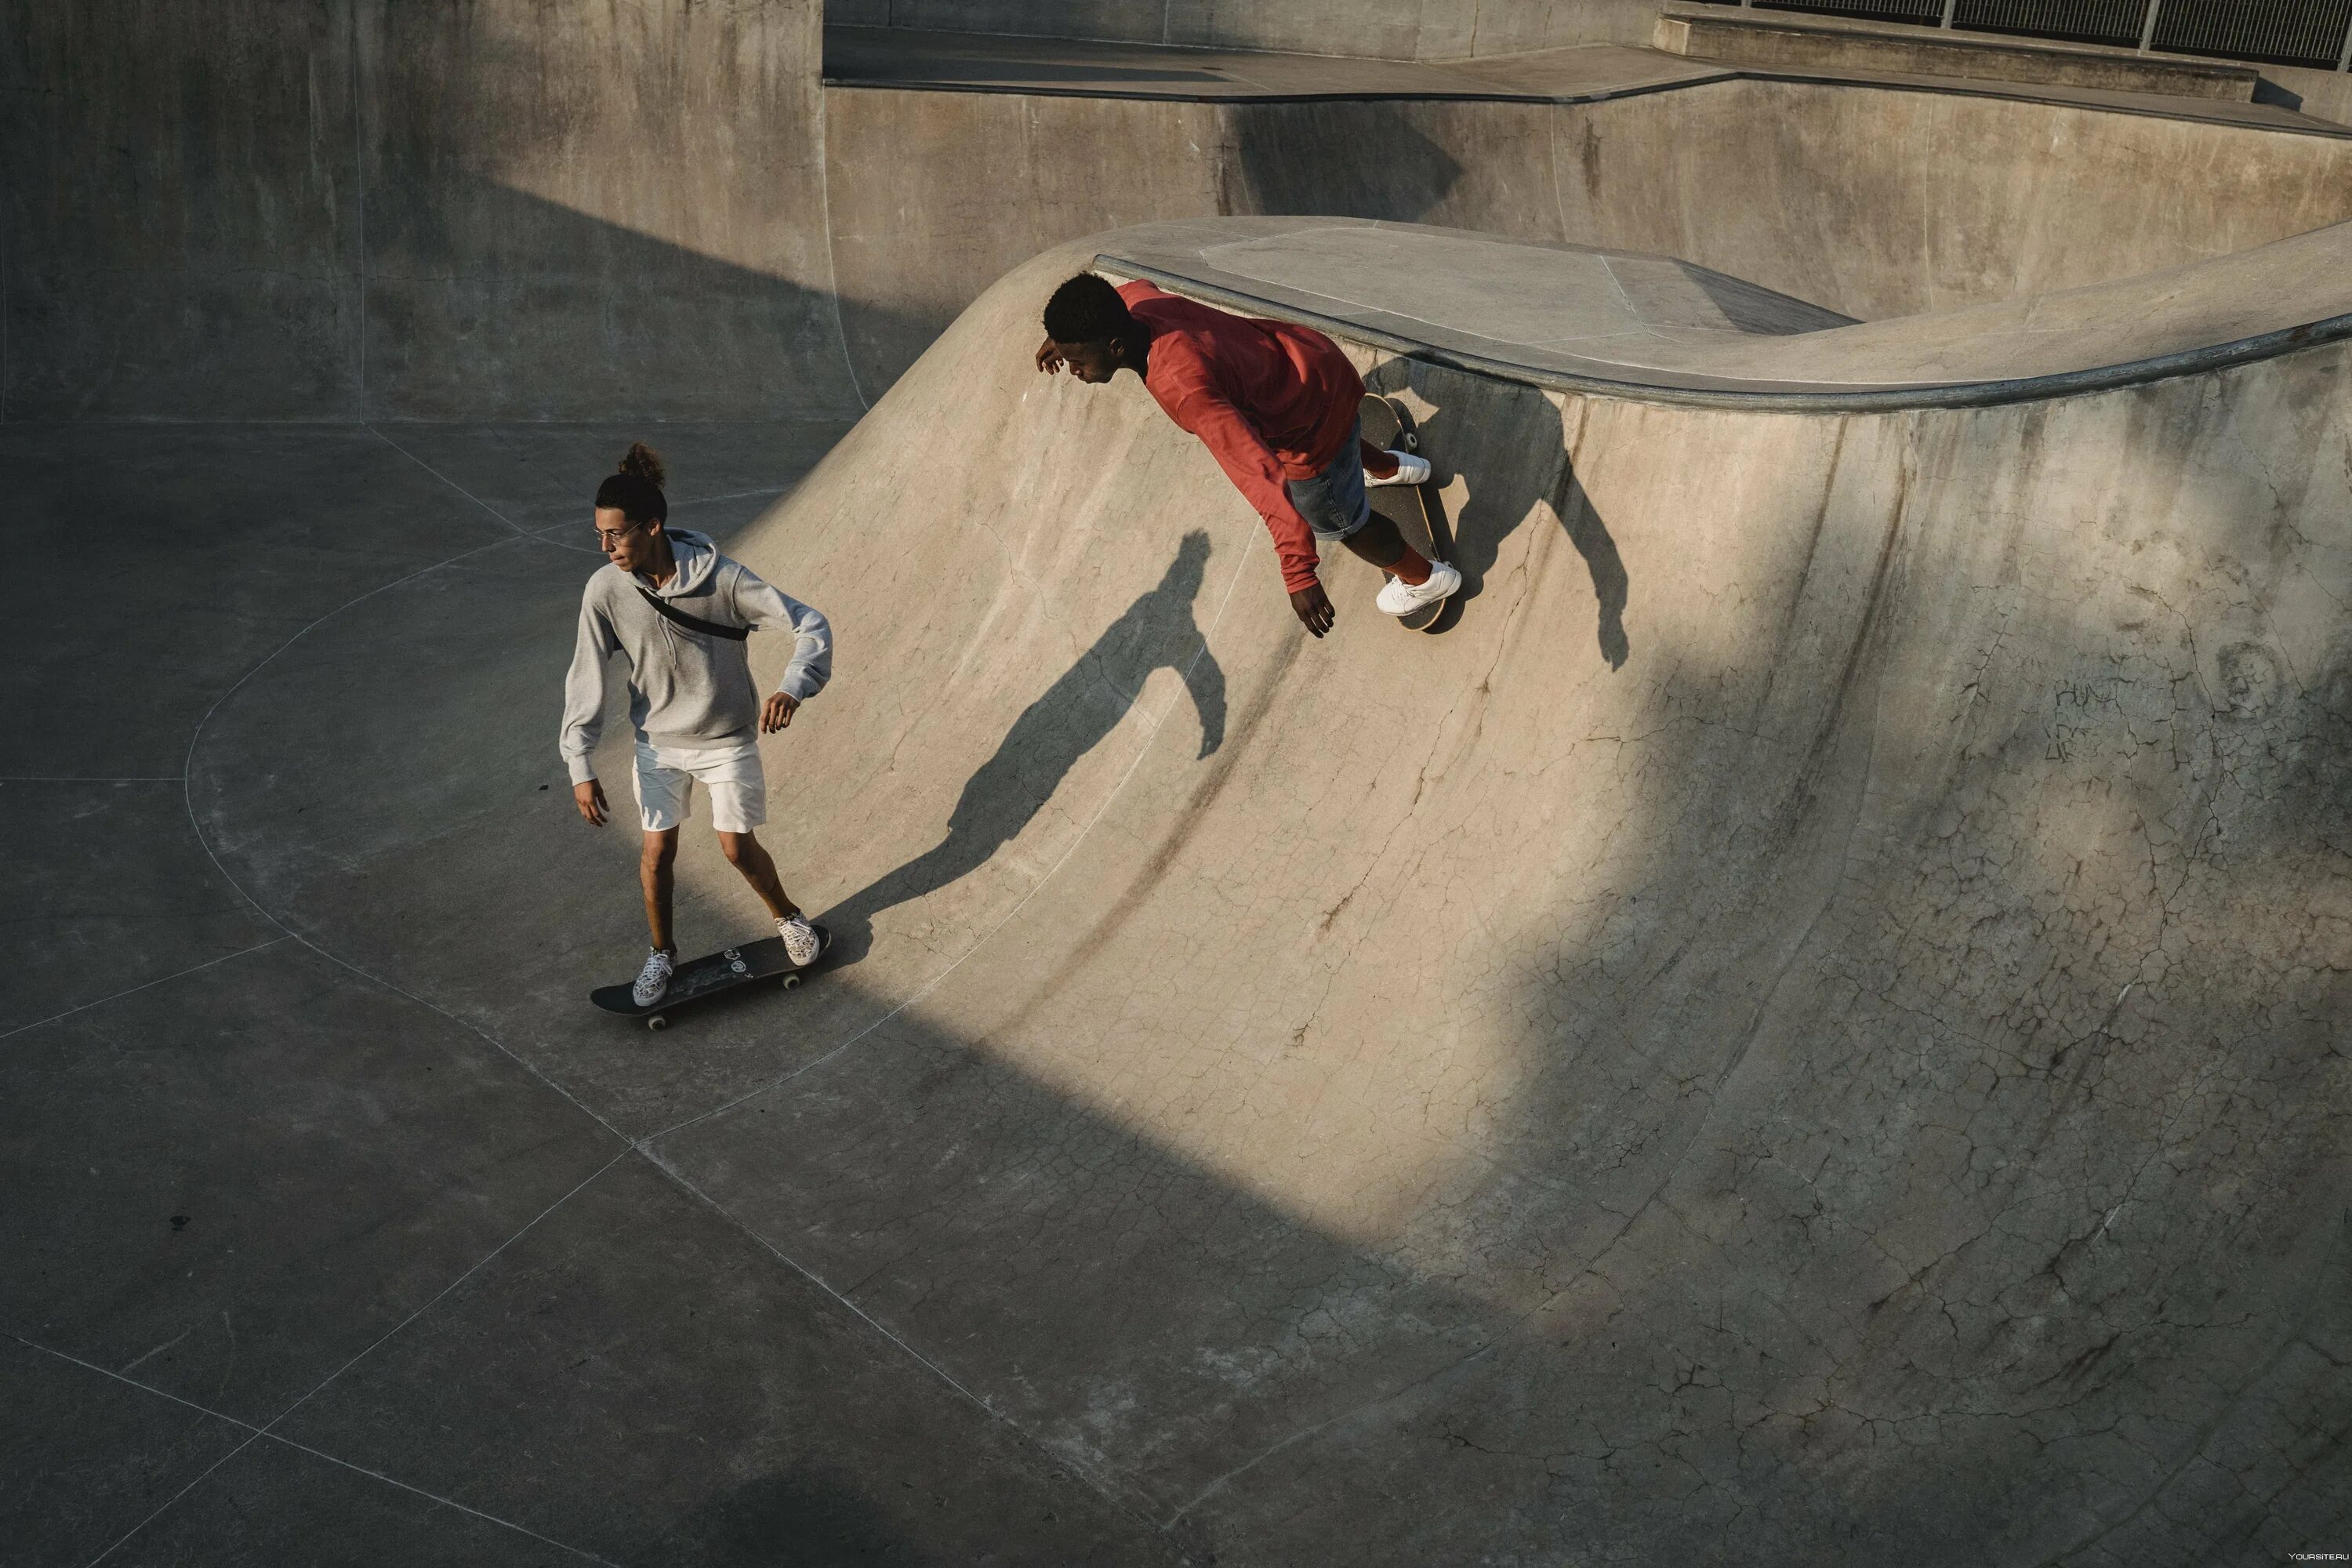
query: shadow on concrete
[
  {"left": 32, "top": 390, "right": 2350, "bottom": 1565},
  {"left": 818, "top": 530, "right": 1227, "bottom": 963},
  {"left": 1226, "top": 102, "right": 1465, "bottom": 220},
  {"left": 1, "top": 3, "right": 931, "bottom": 422},
  {"left": 677, "top": 1465, "right": 943, "bottom": 1566},
  {"left": 1371, "top": 365, "right": 1630, "bottom": 666}
]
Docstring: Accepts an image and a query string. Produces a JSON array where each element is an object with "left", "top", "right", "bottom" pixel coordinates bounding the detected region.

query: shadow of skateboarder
[{"left": 821, "top": 530, "right": 1226, "bottom": 960}]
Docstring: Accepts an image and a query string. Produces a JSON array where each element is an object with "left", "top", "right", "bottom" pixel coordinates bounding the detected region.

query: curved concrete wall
[
  {"left": 13, "top": 9, "right": 2350, "bottom": 430},
  {"left": 822, "top": 78, "right": 2352, "bottom": 390},
  {"left": 690, "top": 234, "right": 2352, "bottom": 1561},
  {"left": 0, "top": 0, "right": 854, "bottom": 422},
  {"left": 183, "top": 230, "right": 2344, "bottom": 1561}
]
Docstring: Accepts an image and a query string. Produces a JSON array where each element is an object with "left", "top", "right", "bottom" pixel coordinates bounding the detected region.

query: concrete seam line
[
  {"left": 813, "top": 78, "right": 872, "bottom": 414},
  {"left": 639, "top": 1156, "right": 1169, "bottom": 1545},
  {"left": 79, "top": 1432, "right": 267, "bottom": 1566},
  {"left": 172, "top": 526, "right": 632, "bottom": 1145},
  {"left": 364, "top": 425, "right": 554, "bottom": 544},
  {"left": 67, "top": 1154, "right": 632, "bottom": 1566},
  {"left": 285, "top": 931, "right": 633, "bottom": 1147},
  {"left": 0, "top": 936, "right": 292, "bottom": 1044},
  {"left": 9, "top": 1336, "right": 619, "bottom": 1566},
  {"left": 177, "top": 532, "right": 528, "bottom": 934},
  {"left": 237, "top": 1151, "right": 633, "bottom": 1437},
  {"left": 636, "top": 514, "right": 1263, "bottom": 1148}
]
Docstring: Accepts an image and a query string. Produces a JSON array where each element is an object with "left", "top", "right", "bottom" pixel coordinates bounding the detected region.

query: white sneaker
[
  {"left": 778, "top": 914, "right": 823, "bottom": 967},
  {"left": 1375, "top": 560, "right": 1463, "bottom": 616},
  {"left": 632, "top": 948, "right": 674, "bottom": 1007},
  {"left": 1364, "top": 450, "right": 1430, "bottom": 488}
]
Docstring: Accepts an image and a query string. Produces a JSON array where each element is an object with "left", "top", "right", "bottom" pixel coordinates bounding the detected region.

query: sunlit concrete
[{"left": 7, "top": 8, "right": 2351, "bottom": 1566}]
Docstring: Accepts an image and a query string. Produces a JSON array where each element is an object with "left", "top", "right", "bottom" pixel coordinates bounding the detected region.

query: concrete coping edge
[{"left": 1095, "top": 255, "right": 2352, "bottom": 413}]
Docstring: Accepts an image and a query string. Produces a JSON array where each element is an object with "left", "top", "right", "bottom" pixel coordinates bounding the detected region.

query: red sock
[
  {"left": 1361, "top": 439, "right": 1398, "bottom": 479},
  {"left": 1391, "top": 546, "right": 1431, "bottom": 586}
]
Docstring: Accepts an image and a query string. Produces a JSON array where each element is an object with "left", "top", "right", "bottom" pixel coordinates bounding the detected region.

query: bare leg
[
  {"left": 717, "top": 830, "right": 800, "bottom": 921},
  {"left": 641, "top": 829, "right": 680, "bottom": 953}
]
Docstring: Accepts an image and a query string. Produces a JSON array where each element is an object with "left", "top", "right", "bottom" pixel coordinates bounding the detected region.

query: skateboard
[
  {"left": 1358, "top": 393, "right": 1450, "bottom": 632},
  {"left": 590, "top": 926, "right": 831, "bottom": 1032}
]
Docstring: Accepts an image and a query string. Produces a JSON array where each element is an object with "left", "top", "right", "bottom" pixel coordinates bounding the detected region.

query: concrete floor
[
  {"left": 9, "top": 16, "right": 2352, "bottom": 1568},
  {"left": 2, "top": 420, "right": 1184, "bottom": 1564}
]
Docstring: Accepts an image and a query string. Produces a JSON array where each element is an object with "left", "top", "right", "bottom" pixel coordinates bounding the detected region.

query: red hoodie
[{"left": 1120, "top": 281, "right": 1363, "bottom": 594}]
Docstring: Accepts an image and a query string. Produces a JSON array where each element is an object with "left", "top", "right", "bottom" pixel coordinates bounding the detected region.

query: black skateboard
[
  {"left": 590, "top": 926, "right": 831, "bottom": 1032},
  {"left": 1359, "top": 392, "right": 1452, "bottom": 633}
]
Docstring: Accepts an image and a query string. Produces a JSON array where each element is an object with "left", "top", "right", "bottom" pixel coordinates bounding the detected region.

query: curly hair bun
[{"left": 618, "top": 441, "right": 666, "bottom": 488}]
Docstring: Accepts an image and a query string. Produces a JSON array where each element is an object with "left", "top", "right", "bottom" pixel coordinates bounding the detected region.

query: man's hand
[
  {"left": 1289, "top": 582, "right": 1335, "bottom": 638},
  {"left": 761, "top": 691, "right": 800, "bottom": 734},
  {"left": 1035, "top": 337, "right": 1066, "bottom": 376},
  {"left": 573, "top": 779, "right": 608, "bottom": 827}
]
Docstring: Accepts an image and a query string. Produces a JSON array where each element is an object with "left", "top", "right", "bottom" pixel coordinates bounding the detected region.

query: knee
[
  {"left": 717, "top": 833, "right": 760, "bottom": 867},
  {"left": 641, "top": 833, "right": 678, "bottom": 868}
]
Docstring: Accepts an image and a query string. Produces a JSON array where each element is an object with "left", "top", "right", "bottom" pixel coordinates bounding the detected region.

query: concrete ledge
[
  {"left": 1094, "top": 215, "right": 2352, "bottom": 411},
  {"left": 1655, "top": 7, "right": 2259, "bottom": 102}
]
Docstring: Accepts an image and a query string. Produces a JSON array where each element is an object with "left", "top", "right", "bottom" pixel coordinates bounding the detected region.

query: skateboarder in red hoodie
[{"left": 1035, "top": 273, "right": 1460, "bottom": 637}]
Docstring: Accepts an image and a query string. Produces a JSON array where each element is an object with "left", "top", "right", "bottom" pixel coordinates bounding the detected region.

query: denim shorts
[{"left": 1284, "top": 417, "right": 1370, "bottom": 542}]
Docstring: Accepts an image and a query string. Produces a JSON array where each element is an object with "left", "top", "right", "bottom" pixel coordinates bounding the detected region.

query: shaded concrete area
[
  {"left": 9, "top": 9, "right": 2352, "bottom": 1565},
  {"left": 624, "top": 237, "right": 2352, "bottom": 1564},
  {"left": 21, "top": 225, "right": 2331, "bottom": 1563},
  {"left": 822, "top": 0, "right": 1667, "bottom": 58},
  {"left": 1, "top": 0, "right": 866, "bottom": 422},
  {"left": 2, "top": 419, "right": 1178, "bottom": 1563},
  {"left": 821, "top": 43, "right": 2352, "bottom": 390},
  {"left": 823, "top": 23, "right": 1728, "bottom": 100}
]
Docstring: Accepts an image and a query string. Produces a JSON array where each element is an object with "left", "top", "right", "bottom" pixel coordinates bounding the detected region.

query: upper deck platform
[{"left": 1098, "top": 215, "right": 2352, "bottom": 409}]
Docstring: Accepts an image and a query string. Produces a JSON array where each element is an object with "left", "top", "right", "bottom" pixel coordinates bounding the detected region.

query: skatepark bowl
[{"left": 7, "top": 5, "right": 2352, "bottom": 1564}]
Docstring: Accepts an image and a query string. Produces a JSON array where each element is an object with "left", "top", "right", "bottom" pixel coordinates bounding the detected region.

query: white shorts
[{"left": 632, "top": 738, "right": 767, "bottom": 834}]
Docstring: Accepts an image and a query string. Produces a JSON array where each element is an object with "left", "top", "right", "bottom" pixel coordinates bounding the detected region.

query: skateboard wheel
[
  {"left": 647, "top": 1014, "right": 667, "bottom": 1032},
  {"left": 1403, "top": 431, "right": 1418, "bottom": 450},
  {"left": 780, "top": 973, "right": 801, "bottom": 991}
]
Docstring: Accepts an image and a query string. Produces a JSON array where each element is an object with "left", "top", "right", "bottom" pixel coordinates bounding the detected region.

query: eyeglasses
[{"left": 593, "top": 520, "right": 644, "bottom": 547}]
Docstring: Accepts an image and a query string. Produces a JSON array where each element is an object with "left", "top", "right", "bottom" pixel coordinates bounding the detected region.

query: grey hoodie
[{"left": 558, "top": 528, "right": 832, "bottom": 785}]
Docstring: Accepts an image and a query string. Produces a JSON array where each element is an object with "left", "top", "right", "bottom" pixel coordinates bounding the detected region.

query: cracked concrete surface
[{"left": 8, "top": 18, "right": 2352, "bottom": 1565}]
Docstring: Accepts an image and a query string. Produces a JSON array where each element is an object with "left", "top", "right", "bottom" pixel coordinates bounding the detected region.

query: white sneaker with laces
[
  {"left": 632, "top": 948, "right": 675, "bottom": 1007},
  {"left": 778, "top": 913, "right": 824, "bottom": 967},
  {"left": 1375, "top": 560, "right": 1463, "bottom": 616},
  {"left": 1364, "top": 450, "right": 1430, "bottom": 488}
]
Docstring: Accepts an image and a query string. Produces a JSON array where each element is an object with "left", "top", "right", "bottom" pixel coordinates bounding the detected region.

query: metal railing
[{"left": 1716, "top": 0, "right": 2352, "bottom": 69}]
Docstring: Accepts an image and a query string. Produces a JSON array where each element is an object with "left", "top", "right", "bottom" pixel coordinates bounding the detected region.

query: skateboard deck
[
  {"left": 1358, "top": 393, "right": 1450, "bottom": 632},
  {"left": 590, "top": 925, "right": 831, "bottom": 1031}
]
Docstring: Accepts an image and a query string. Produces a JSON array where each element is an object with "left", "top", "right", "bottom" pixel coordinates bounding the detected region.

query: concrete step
[{"left": 1653, "top": 6, "right": 2260, "bottom": 102}]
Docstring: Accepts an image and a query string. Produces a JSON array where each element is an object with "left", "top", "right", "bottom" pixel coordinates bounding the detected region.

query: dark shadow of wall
[
  {"left": 0, "top": 0, "right": 874, "bottom": 422},
  {"left": 822, "top": 0, "right": 1661, "bottom": 56}
]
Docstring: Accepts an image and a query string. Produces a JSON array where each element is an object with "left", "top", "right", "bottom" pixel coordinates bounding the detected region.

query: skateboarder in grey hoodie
[{"left": 559, "top": 444, "right": 833, "bottom": 1006}]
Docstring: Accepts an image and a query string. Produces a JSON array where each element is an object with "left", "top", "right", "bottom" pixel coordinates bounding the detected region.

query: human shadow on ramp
[
  {"left": 819, "top": 530, "right": 1226, "bottom": 964},
  {"left": 1374, "top": 368, "right": 1629, "bottom": 667}
]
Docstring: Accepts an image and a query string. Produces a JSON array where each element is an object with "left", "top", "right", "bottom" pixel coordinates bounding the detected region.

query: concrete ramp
[{"left": 593, "top": 230, "right": 2352, "bottom": 1559}]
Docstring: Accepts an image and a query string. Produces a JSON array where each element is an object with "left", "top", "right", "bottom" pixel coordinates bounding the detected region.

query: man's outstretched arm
[{"left": 1169, "top": 390, "right": 1332, "bottom": 635}]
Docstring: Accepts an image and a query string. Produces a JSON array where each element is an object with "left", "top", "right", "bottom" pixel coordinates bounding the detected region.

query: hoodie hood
[{"left": 644, "top": 528, "right": 720, "bottom": 597}]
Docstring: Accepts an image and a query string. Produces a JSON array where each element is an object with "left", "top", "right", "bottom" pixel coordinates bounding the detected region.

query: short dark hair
[
  {"left": 593, "top": 441, "right": 667, "bottom": 526},
  {"left": 1044, "top": 273, "right": 1135, "bottom": 345}
]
